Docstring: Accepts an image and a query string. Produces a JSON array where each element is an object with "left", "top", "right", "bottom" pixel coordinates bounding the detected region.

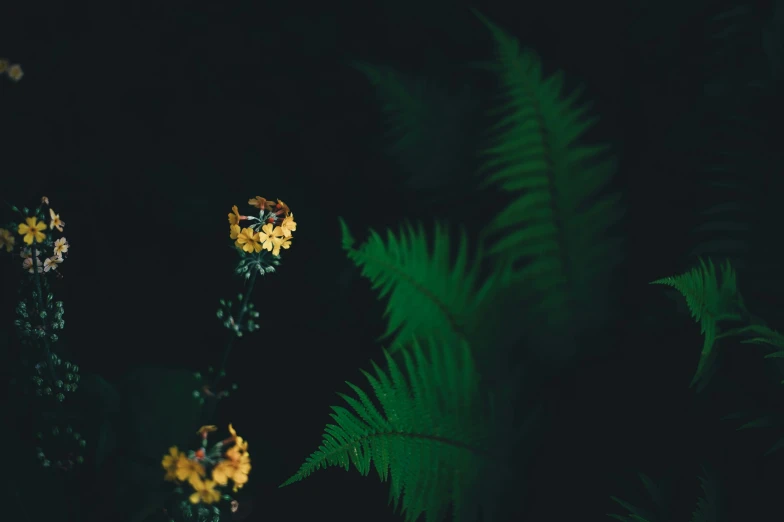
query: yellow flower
[
  {"left": 175, "top": 453, "right": 206, "bottom": 482},
  {"left": 229, "top": 224, "right": 241, "bottom": 240},
  {"left": 210, "top": 459, "right": 235, "bottom": 485},
  {"left": 196, "top": 425, "right": 217, "bottom": 436},
  {"left": 248, "top": 196, "right": 267, "bottom": 209},
  {"left": 228, "top": 423, "right": 248, "bottom": 453},
  {"left": 0, "top": 59, "right": 8, "bottom": 74},
  {"left": 270, "top": 235, "right": 292, "bottom": 256},
  {"left": 53, "top": 237, "right": 69, "bottom": 256},
  {"left": 228, "top": 451, "right": 251, "bottom": 492},
  {"left": 49, "top": 208, "right": 64, "bottom": 232},
  {"left": 0, "top": 228, "right": 15, "bottom": 252},
  {"left": 44, "top": 255, "right": 63, "bottom": 272},
  {"left": 257, "top": 223, "right": 283, "bottom": 252},
  {"left": 228, "top": 205, "right": 246, "bottom": 226},
  {"left": 235, "top": 227, "right": 262, "bottom": 253},
  {"left": 270, "top": 199, "right": 290, "bottom": 215},
  {"left": 280, "top": 213, "right": 296, "bottom": 238},
  {"left": 17, "top": 217, "right": 47, "bottom": 245},
  {"left": 188, "top": 475, "right": 221, "bottom": 504},
  {"left": 162, "top": 446, "right": 184, "bottom": 482},
  {"left": 7, "top": 64, "right": 23, "bottom": 82}
]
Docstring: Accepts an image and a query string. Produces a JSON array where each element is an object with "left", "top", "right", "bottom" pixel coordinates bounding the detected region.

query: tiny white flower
[
  {"left": 44, "top": 255, "right": 63, "bottom": 272},
  {"left": 23, "top": 257, "right": 43, "bottom": 273},
  {"left": 54, "top": 237, "right": 69, "bottom": 256}
]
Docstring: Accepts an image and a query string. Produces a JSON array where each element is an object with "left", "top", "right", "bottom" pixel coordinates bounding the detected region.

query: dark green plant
[
  {"left": 473, "top": 10, "right": 624, "bottom": 361},
  {"left": 650, "top": 259, "right": 748, "bottom": 390},
  {"left": 609, "top": 470, "right": 720, "bottom": 522},
  {"left": 281, "top": 337, "right": 501, "bottom": 522},
  {"left": 351, "top": 61, "right": 478, "bottom": 195},
  {"left": 280, "top": 10, "right": 623, "bottom": 521}
]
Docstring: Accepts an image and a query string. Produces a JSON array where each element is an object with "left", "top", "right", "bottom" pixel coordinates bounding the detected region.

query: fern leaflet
[
  {"left": 352, "top": 62, "right": 476, "bottom": 192},
  {"left": 473, "top": 10, "right": 623, "bottom": 338},
  {"left": 280, "top": 337, "right": 500, "bottom": 522},
  {"left": 651, "top": 258, "right": 746, "bottom": 388},
  {"left": 339, "top": 217, "right": 497, "bottom": 352}
]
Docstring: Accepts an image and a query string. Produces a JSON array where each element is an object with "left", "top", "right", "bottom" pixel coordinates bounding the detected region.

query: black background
[{"left": 2, "top": 0, "right": 784, "bottom": 521}]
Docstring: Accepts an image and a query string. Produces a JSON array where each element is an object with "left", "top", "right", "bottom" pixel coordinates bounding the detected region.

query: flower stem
[
  {"left": 31, "top": 244, "right": 59, "bottom": 390},
  {"left": 211, "top": 268, "right": 258, "bottom": 391}
]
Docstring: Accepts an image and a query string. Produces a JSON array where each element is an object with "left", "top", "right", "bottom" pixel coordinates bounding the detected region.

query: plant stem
[
  {"left": 31, "top": 244, "right": 59, "bottom": 390},
  {"left": 211, "top": 268, "right": 258, "bottom": 391}
]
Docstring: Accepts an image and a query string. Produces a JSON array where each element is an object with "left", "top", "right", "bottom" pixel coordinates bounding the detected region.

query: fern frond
[
  {"left": 473, "top": 11, "right": 623, "bottom": 337},
  {"left": 338, "top": 217, "right": 497, "bottom": 352},
  {"left": 692, "top": 4, "right": 762, "bottom": 263},
  {"left": 608, "top": 473, "right": 665, "bottom": 522},
  {"left": 717, "top": 323, "right": 784, "bottom": 356},
  {"left": 351, "top": 62, "right": 477, "bottom": 193},
  {"left": 280, "top": 337, "right": 500, "bottom": 522},
  {"left": 690, "top": 469, "right": 720, "bottom": 522},
  {"left": 651, "top": 258, "right": 746, "bottom": 388},
  {"left": 723, "top": 410, "right": 784, "bottom": 454}
]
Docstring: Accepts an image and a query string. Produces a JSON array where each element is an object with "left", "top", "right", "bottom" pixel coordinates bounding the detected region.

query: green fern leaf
[
  {"left": 280, "top": 337, "right": 500, "bottom": 522},
  {"left": 718, "top": 323, "right": 784, "bottom": 353},
  {"left": 338, "top": 217, "right": 497, "bottom": 352},
  {"left": 351, "top": 62, "right": 477, "bottom": 193},
  {"left": 651, "top": 258, "right": 746, "bottom": 388},
  {"left": 690, "top": 470, "right": 720, "bottom": 522},
  {"left": 473, "top": 11, "right": 624, "bottom": 337}
]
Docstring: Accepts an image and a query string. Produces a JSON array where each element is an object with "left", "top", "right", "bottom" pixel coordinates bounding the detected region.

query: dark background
[{"left": 2, "top": 0, "right": 784, "bottom": 521}]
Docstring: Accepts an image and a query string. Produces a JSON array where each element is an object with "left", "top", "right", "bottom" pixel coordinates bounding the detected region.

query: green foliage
[
  {"left": 690, "top": 472, "right": 720, "bottom": 522},
  {"left": 690, "top": 4, "right": 759, "bottom": 262},
  {"left": 280, "top": 337, "right": 500, "bottom": 522},
  {"left": 473, "top": 10, "right": 624, "bottom": 340},
  {"left": 351, "top": 61, "right": 477, "bottom": 193},
  {"left": 339, "top": 217, "right": 498, "bottom": 353},
  {"left": 718, "top": 323, "right": 784, "bottom": 359},
  {"left": 724, "top": 408, "right": 784, "bottom": 455},
  {"left": 650, "top": 259, "right": 747, "bottom": 389},
  {"left": 609, "top": 470, "right": 719, "bottom": 522}
]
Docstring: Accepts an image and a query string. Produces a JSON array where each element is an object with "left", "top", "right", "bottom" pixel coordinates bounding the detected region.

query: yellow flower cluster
[
  {"left": 161, "top": 424, "right": 252, "bottom": 505},
  {"left": 0, "top": 58, "right": 23, "bottom": 82},
  {"left": 228, "top": 196, "right": 297, "bottom": 256},
  {"left": 0, "top": 199, "right": 69, "bottom": 274}
]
